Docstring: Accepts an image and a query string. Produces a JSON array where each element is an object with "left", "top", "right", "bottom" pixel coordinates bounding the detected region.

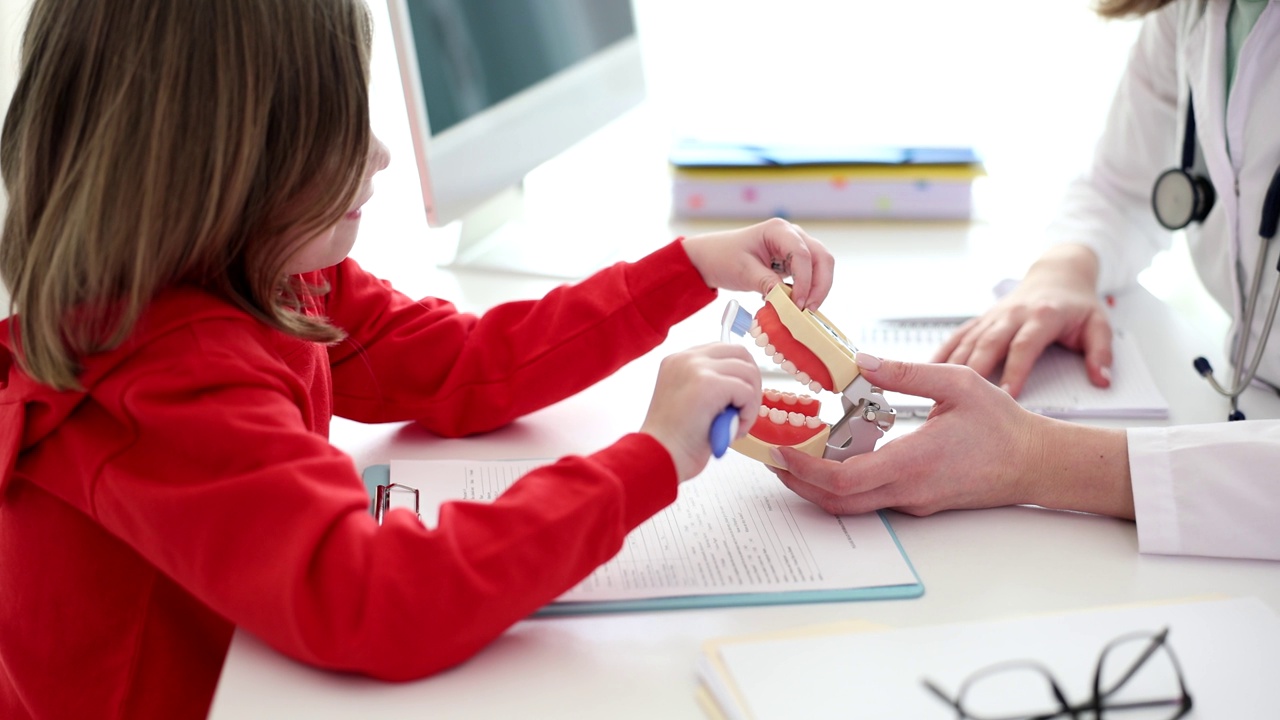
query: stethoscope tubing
[
  {"left": 1195, "top": 166, "right": 1280, "bottom": 413},
  {"left": 1171, "top": 93, "right": 1280, "bottom": 418},
  {"left": 1208, "top": 240, "right": 1280, "bottom": 399}
]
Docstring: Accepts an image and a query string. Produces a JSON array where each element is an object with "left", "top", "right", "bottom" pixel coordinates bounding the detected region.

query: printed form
[{"left": 390, "top": 452, "right": 919, "bottom": 605}]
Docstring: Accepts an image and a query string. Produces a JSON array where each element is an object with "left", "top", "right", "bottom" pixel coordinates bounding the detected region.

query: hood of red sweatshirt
[{"left": 0, "top": 289, "right": 250, "bottom": 498}]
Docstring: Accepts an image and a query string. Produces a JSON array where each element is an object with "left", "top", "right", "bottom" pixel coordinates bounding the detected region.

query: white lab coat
[{"left": 1044, "top": 0, "right": 1280, "bottom": 561}]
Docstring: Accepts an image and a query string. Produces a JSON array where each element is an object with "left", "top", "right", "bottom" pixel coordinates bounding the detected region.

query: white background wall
[
  {"left": 363, "top": 0, "right": 1219, "bottom": 330},
  {"left": 0, "top": 0, "right": 1221, "bottom": 332},
  {"left": 0, "top": 0, "right": 27, "bottom": 312},
  {"left": 367, "top": 0, "right": 1148, "bottom": 252}
]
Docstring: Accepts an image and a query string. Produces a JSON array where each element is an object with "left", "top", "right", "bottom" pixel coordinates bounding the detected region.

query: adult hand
[
  {"left": 640, "top": 343, "right": 761, "bottom": 483},
  {"left": 932, "top": 244, "right": 1113, "bottom": 397},
  {"left": 681, "top": 218, "right": 835, "bottom": 311},
  {"left": 770, "top": 354, "right": 1133, "bottom": 518}
]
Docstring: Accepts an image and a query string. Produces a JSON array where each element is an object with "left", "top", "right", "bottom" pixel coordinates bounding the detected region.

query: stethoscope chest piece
[{"left": 1153, "top": 167, "right": 1217, "bottom": 230}]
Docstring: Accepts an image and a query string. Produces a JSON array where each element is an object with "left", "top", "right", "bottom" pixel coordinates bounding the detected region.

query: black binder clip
[{"left": 373, "top": 482, "right": 421, "bottom": 525}]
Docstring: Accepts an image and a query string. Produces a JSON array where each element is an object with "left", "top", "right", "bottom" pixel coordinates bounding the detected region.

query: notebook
[
  {"left": 362, "top": 451, "right": 923, "bottom": 616},
  {"left": 759, "top": 318, "right": 1169, "bottom": 420},
  {"left": 697, "top": 595, "right": 1280, "bottom": 720}
]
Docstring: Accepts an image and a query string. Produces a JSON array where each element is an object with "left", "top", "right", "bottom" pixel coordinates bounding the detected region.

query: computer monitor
[{"left": 386, "top": 0, "right": 646, "bottom": 276}]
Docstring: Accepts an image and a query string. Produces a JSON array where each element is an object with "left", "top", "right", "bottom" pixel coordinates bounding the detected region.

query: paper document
[
  {"left": 384, "top": 452, "right": 921, "bottom": 614},
  {"left": 761, "top": 319, "right": 1168, "bottom": 419},
  {"left": 698, "top": 595, "right": 1280, "bottom": 720}
]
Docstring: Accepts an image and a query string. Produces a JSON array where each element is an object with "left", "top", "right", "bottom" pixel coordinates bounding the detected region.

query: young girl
[{"left": 0, "top": 0, "right": 834, "bottom": 717}]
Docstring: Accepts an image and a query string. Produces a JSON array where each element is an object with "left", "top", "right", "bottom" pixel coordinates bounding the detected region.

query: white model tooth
[
  {"left": 768, "top": 408, "right": 788, "bottom": 424},
  {"left": 787, "top": 412, "right": 805, "bottom": 427},
  {"left": 781, "top": 392, "right": 797, "bottom": 404},
  {"left": 781, "top": 360, "right": 797, "bottom": 375},
  {"left": 797, "top": 395, "right": 816, "bottom": 407},
  {"left": 764, "top": 343, "right": 776, "bottom": 356},
  {"left": 755, "top": 333, "right": 770, "bottom": 348},
  {"left": 805, "top": 416, "right": 822, "bottom": 429},
  {"left": 809, "top": 380, "right": 823, "bottom": 393},
  {"left": 757, "top": 405, "right": 769, "bottom": 417},
  {"left": 796, "top": 371, "right": 811, "bottom": 385},
  {"left": 771, "top": 351, "right": 786, "bottom": 365},
  {"left": 763, "top": 389, "right": 782, "bottom": 402},
  {"left": 749, "top": 322, "right": 762, "bottom": 338}
]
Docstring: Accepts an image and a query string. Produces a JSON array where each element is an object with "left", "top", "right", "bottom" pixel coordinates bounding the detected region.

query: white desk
[
  {"left": 207, "top": 212, "right": 1280, "bottom": 718},
  {"left": 207, "top": 3, "right": 1280, "bottom": 714}
]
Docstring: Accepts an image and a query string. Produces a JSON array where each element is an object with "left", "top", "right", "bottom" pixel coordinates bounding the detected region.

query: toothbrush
[{"left": 710, "top": 300, "right": 754, "bottom": 458}]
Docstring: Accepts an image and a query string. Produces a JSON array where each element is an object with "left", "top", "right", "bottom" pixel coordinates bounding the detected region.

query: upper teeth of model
[{"left": 750, "top": 322, "right": 824, "bottom": 393}]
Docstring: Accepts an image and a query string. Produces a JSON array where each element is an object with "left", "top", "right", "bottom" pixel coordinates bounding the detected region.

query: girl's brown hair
[
  {"left": 1093, "top": 0, "right": 1177, "bottom": 19},
  {"left": 1, "top": 0, "right": 373, "bottom": 389}
]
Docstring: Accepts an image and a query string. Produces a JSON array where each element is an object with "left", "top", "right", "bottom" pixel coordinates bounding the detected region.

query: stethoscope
[{"left": 1151, "top": 94, "right": 1280, "bottom": 421}]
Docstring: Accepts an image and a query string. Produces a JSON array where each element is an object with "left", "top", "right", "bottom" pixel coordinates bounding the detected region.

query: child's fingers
[{"left": 788, "top": 225, "right": 835, "bottom": 309}]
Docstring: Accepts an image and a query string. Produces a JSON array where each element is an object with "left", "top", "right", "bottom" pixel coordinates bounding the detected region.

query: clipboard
[{"left": 361, "top": 459, "right": 924, "bottom": 616}]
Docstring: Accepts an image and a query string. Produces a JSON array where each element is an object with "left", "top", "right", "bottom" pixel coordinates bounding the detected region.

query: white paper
[
  {"left": 707, "top": 596, "right": 1279, "bottom": 719},
  {"left": 390, "top": 452, "right": 918, "bottom": 603}
]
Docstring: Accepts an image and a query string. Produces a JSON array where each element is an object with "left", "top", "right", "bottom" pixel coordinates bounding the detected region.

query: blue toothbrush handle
[{"left": 710, "top": 406, "right": 739, "bottom": 458}]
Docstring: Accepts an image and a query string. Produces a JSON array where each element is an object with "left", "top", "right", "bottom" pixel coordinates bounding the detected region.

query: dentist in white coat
[{"left": 770, "top": 0, "right": 1280, "bottom": 562}]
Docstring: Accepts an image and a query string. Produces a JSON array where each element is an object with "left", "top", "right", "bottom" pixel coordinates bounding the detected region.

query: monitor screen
[{"left": 387, "top": 0, "right": 645, "bottom": 273}]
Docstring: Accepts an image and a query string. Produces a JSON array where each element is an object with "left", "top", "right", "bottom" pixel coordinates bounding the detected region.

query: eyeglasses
[{"left": 922, "top": 626, "right": 1194, "bottom": 720}]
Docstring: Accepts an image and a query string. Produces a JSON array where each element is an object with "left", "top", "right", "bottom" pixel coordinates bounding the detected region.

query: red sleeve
[
  {"left": 91, "top": 325, "right": 678, "bottom": 679},
  {"left": 325, "top": 239, "right": 716, "bottom": 435}
]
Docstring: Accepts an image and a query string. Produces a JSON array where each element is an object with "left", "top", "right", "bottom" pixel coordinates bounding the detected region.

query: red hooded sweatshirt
[{"left": 0, "top": 240, "right": 714, "bottom": 719}]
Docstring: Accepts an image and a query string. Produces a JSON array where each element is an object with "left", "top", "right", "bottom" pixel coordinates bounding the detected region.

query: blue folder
[
  {"left": 362, "top": 464, "right": 924, "bottom": 615},
  {"left": 669, "top": 138, "right": 981, "bottom": 169}
]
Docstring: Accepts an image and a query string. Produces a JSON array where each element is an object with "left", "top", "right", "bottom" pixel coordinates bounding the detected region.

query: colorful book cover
[{"left": 670, "top": 139, "right": 983, "bottom": 220}]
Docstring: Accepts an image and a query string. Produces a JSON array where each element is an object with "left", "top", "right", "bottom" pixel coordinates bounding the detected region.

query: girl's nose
[{"left": 369, "top": 136, "right": 390, "bottom": 175}]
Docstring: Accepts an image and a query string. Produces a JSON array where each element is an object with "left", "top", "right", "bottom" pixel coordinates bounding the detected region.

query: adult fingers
[
  {"left": 995, "top": 321, "right": 1061, "bottom": 397},
  {"left": 930, "top": 317, "right": 980, "bottom": 363},
  {"left": 962, "top": 319, "right": 1023, "bottom": 380},
  {"left": 855, "top": 353, "right": 978, "bottom": 404},
  {"left": 1081, "top": 309, "right": 1114, "bottom": 388},
  {"left": 775, "top": 472, "right": 905, "bottom": 516},
  {"left": 772, "top": 448, "right": 896, "bottom": 513}
]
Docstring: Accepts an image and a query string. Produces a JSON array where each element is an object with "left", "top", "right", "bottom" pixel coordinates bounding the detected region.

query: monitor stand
[{"left": 440, "top": 185, "right": 623, "bottom": 280}]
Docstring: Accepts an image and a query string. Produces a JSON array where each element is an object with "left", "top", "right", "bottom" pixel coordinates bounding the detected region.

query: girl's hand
[
  {"left": 681, "top": 218, "right": 836, "bottom": 311},
  {"left": 640, "top": 343, "right": 761, "bottom": 482}
]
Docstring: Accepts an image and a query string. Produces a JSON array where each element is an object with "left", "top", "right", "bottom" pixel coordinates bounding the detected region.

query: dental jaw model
[{"left": 724, "top": 284, "right": 896, "bottom": 468}]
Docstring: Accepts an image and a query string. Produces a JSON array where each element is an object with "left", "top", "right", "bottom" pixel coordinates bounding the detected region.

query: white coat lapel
[{"left": 1185, "top": 0, "right": 1233, "bottom": 215}]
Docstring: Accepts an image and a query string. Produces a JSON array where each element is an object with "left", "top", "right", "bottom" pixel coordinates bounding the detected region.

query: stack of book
[{"left": 669, "top": 140, "right": 984, "bottom": 221}]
